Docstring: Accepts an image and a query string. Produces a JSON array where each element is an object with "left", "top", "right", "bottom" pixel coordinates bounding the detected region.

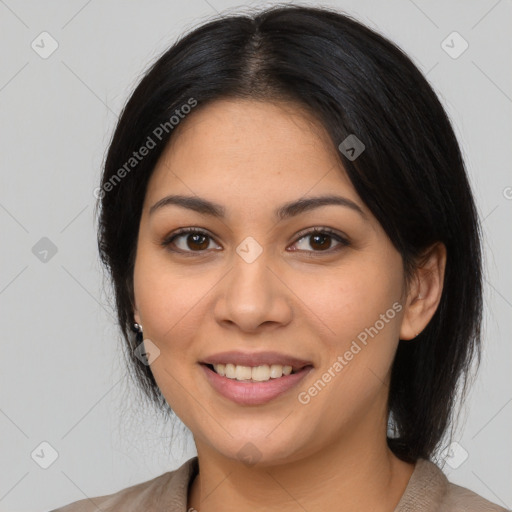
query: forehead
[{"left": 145, "top": 98, "right": 358, "bottom": 208}]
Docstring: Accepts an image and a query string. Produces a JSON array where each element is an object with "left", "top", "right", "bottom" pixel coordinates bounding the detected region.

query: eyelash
[{"left": 160, "top": 226, "right": 350, "bottom": 257}]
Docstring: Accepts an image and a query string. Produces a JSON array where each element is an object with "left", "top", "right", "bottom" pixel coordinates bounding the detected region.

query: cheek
[
  {"left": 133, "top": 249, "right": 211, "bottom": 353},
  {"left": 291, "top": 255, "right": 403, "bottom": 347},
  {"left": 132, "top": 251, "right": 211, "bottom": 421},
  {"left": 292, "top": 255, "right": 403, "bottom": 414}
]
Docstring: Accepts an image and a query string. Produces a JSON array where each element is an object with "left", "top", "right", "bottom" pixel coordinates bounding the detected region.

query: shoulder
[
  {"left": 48, "top": 456, "right": 198, "bottom": 512},
  {"left": 441, "top": 480, "right": 510, "bottom": 512},
  {"left": 395, "top": 458, "right": 509, "bottom": 512}
]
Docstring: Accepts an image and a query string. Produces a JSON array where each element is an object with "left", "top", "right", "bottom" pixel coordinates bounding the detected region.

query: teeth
[
  {"left": 212, "top": 363, "right": 294, "bottom": 381},
  {"left": 235, "top": 365, "right": 252, "bottom": 380}
]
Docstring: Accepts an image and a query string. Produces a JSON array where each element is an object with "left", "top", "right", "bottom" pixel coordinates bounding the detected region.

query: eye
[
  {"left": 161, "top": 228, "right": 220, "bottom": 254},
  {"left": 161, "top": 226, "right": 350, "bottom": 256},
  {"left": 289, "top": 227, "right": 350, "bottom": 254}
]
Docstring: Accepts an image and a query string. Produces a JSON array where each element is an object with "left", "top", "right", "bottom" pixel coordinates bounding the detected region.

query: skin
[{"left": 133, "top": 98, "right": 446, "bottom": 512}]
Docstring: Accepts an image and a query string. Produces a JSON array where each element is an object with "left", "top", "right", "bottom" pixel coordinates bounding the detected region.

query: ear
[
  {"left": 127, "top": 275, "right": 141, "bottom": 326},
  {"left": 133, "top": 302, "right": 141, "bottom": 326},
  {"left": 399, "top": 242, "right": 447, "bottom": 340}
]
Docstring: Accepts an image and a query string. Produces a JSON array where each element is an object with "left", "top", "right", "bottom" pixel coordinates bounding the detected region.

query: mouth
[
  {"left": 199, "top": 352, "right": 314, "bottom": 405},
  {"left": 202, "top": 362, "right": 310, "bottom": 382}
]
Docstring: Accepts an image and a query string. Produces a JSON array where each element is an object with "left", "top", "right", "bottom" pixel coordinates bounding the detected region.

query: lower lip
[{"left": 200, "top": 364, "right": 313, "bottom": 406}]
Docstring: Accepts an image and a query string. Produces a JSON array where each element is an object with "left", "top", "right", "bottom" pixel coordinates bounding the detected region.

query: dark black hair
[{"left": 96, "top": 4, "right": 482, "bottom": 463}]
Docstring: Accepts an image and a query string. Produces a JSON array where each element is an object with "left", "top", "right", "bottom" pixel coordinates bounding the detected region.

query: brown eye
[
  {"left": 290, "top": 227, "right": 350, "bottom": 253},
  {"left": 161, "top": 228, "right": 220, "bottom": 253},
  {"left": 184, "top": 233, "right": 210, "bottom": 250},
  {"left": 309, "top": 233, "right": 332, "bottom": 251},
  {"left": 161, "top": 226, "right": 349, "bottom": 256}
]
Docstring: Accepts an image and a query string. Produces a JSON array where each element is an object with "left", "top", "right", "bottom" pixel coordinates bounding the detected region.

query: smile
[
  {"left": 199, "top": 353, "right": 314, "bottom": 405},
  {"left": 210, "top": 363, "right": 295, "bottom": 381}
]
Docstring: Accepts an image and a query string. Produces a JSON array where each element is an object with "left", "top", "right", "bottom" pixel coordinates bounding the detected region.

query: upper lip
[{"left": 201, "top": 351, "right": 313, "bottom": 372}]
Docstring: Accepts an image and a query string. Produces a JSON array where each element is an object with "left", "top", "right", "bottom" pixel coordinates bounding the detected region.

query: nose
[{"left": 213, "top": 248, "right": 293, "bottom": 333}]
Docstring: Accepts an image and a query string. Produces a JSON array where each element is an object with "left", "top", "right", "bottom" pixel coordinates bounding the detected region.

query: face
[{"left": 133, "top": 99, "right": 409, "bottom": 466}]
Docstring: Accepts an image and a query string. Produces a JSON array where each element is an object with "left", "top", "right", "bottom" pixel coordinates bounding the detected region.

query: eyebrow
[{"left": 149, "top": 194, "right": 367, "bottom": 220}]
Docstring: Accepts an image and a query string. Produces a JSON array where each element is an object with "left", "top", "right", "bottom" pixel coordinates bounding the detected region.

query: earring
[{"left": 131, "top": 322, "right": 143, "bottom": 344}]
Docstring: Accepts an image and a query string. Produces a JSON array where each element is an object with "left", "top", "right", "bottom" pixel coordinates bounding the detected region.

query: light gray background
[{"left": 0, "top": 0, "right": 511, "bottom": 510}]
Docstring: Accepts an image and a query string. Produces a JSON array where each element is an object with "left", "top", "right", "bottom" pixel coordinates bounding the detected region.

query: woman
[{"left": 52, "top": 5, "right": 508, "bottom": 511}]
